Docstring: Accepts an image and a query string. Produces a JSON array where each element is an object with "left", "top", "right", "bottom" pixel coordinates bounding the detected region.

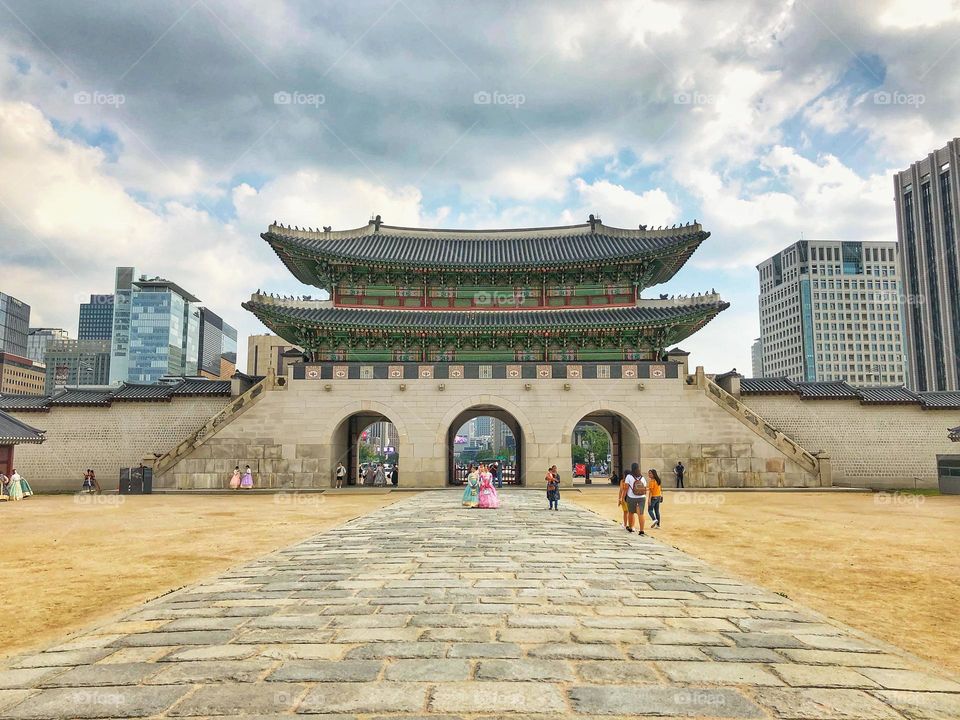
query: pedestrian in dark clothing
[{"left": 674, "top": 461, "right": 685, "bottom": 488}]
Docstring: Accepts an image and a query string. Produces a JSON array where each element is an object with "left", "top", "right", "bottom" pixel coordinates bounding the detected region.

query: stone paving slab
[{"left": 1, "top": 490, "right": 959, "bottom": 719}]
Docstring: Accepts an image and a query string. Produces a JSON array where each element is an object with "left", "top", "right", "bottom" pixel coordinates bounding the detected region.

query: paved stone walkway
[{"left": 2, "top": 491, "right": 959, "bottom": 719}]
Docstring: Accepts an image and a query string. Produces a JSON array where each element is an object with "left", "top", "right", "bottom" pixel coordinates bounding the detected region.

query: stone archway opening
[
  {"left": 447, "top": 405, "right": 522, "bottom": 486},
  {"left": 332, "top": 412, "right": 401, "bottom": 487},
  {"left": 569, "top": 411, "right": 641, "bottom": 486}
]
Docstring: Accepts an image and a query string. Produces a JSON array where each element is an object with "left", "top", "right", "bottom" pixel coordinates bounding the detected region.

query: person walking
[
  {"left": 229, "top": 466, "right": 242, "bottom": 489},
  {"left": 618, "top": 462, "right": 648, "bottom": 535},
  {"left": 647, "top": 468, "right": 663, "bottom": 528},
  {"left": 240, "top": 464, "right": 254, "bottom": 489},
  {"left": 335, "top": 462, "right": 346, "bottom": 489},
  {"left": 364, "top": 464, "right": 376, "bottom": 486},
  {"left": 374, "top": 463, "right": 387, "bottom": 487},
  {"left": 491, "top": 462, "right": 502, "bottom": 488},
  {"left": 546, "top": 465, "right": 560, "bottom": 510},
  {"left": 674, "top": 461, "right": 685, "bottom": 488},
  {"left": 462, "top": 464, "right": 480, "bottom": 507},
  {"left": 7, "top": 469, "right": 28, "bottom": 501},
  {"left": 391, "top": 464, "right": 399, "bottom": 487}
]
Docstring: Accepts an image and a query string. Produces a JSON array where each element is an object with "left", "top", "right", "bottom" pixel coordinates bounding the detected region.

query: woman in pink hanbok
[{"left": 477, "top": 463, "right": 500, "bottom": 509}]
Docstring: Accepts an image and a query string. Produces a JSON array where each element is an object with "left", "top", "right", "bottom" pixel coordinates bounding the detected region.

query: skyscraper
[
  {"left": 198, "top": 308, "right": 238, "bottom": 379},
  {"left": 126, "top": 276, "right": 201, "bottom": 383},
  {"left": 44, "top": 339, "right": 111, "bottom": 393},
  {"left": 78, "top": 294, "right": 114, "bottom": 340},
  {"left": 756, "top": 240, "right": 906, "bottom": 385},
  {"left": 0, "top": 292, "right": 30, "bottom": 357},
  {"left": 894, "top": 137, "right": 960, "bottom": 391},
  {"left": 109, "top": 267, "right": 136, "bottom": 384},
  {"left": 26, "top": 328, "right": 69, "bottom": 364},
  {"left": 751, "top": 337, "right": 763, "bottom": 378}
]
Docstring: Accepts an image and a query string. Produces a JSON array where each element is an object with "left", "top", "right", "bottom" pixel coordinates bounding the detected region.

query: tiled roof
[
  {"left": 918, "top": 392, "right": 960, "bottom": 409},
  {"left": 0, "top": 394, "right": 51, "bottom": 412},
  {"left": 857, "top": 386, "right": 920, "bottom": 404},
  {"left": 795, "top": 381, "right": 859, "bottom": 399},
  {"left": 740, "top": 378, "right": 797, "bottom": 394},
  {"left": 265, "top": 221, "right": 706, "bottom": 268},
  {"left": 0, "top": 409, "right": 45, "bottom": 444},
  {"left": 111, "top": 383, "right": 175, "bottom": 401},
  {"left": 172, "top": 379, "right": 232, "bottom": 396},
  {"left": 243, "top": 300, "right": 730, "bottom": 331},
  {"left": 48, "top": 389, "right": 114, "bottom": 406}
]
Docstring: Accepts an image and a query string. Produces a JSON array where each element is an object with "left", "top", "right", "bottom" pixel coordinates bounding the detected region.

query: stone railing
[
  {"left": 150, "top": 374, "right": 276, "bottom": 477},
  {"left": 695, "top": 367, "right": 827, "bottom": 482}
]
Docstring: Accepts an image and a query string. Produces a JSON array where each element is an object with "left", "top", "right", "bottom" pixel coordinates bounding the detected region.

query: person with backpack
[
  {"left": 647, "top": 468, "right": 663, "bottom": 529},
  {"left": 618, "top": 462, "right": 649, "bottom": 535}
]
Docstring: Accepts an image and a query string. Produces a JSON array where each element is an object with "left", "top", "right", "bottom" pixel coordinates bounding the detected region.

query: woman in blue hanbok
[
  {"left": 461, "top": 465, "right": 480, "bottom": 507},
  {"left": 8, "top": 469, "right": 30, "bottom": 500}
]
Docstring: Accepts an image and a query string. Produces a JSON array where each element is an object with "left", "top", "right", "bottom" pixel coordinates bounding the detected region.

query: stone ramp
[{"left": 1, "top": 491, "right": 958, "bottom": 719}]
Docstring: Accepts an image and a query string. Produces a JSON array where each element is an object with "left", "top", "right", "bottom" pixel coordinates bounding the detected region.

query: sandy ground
[
  {"left": 571, "top": 488, "right": 960, "bottom": 676},
  {"left": 0, "top": 491, "right": 405, "bottom": 661}
]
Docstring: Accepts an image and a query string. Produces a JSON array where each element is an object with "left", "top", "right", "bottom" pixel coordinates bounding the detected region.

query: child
[{"left": 546, "top": 465, "right": 560, "bottom": 510}]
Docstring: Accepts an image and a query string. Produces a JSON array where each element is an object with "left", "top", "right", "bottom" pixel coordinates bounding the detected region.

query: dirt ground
[
  {"left": 571, "top": 488, "right": 960, "bottom": 676},
  {"left": 0, "top": 491, "right": 404, "bottom": 661}
]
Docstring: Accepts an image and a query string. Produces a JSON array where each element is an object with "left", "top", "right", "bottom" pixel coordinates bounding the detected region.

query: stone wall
[
  {"left": 739, "top": 395, "right": 958, "bottom": 489},
  {"left": 8, "top": 397, "right": 230, "bottom": 492},
  {"left": 156, "top": 373, "right": 818, "bottom": 490}
]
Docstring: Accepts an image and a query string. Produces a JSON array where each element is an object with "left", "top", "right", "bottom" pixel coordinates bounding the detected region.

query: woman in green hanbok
[{"left": 461, "top": 464, "right": 480, "bottom": 507}]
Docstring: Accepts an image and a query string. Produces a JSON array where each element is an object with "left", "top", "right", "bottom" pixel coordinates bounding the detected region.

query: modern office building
[
  {"left": 246, "top": 334, "right": 302, "bottom": 377},
  {"left": 198, "top": 308, "right": 238, "bottom": 379},
  {"left": 756, "top": 240, "right": 906, "bottom": 385},
  {"left": 43, "top": 339, "right": 112, "bottom": 393},
  {"left": 0, "top": 292, "right": 30, "bottom": 357},
  {"left": 751, "top": 337, "right": 763, "bottom": 378},
  {"left": 78, "top": 294, "right": 114, "bottom": 341},
  {"left": 109, "top": 267, "right": 136, "bottom": 384},
  {"left": 127, "top": 276, "right": 201, "bottom": 384},
  {"left": 0, "top": 352, "right": 46, "bottom": 395},
  {"left": 26, "top": 328, "right": 69, "bottom": 364},
  {"left": 893, "top": 137, "right": 960, "bottom": 391}
]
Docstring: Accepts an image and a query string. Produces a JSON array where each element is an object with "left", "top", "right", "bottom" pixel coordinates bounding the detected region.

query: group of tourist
[
  {"left": 617, "top": 462, "right": 663, "bottom": 535},
  {"left": 229, "top": 465, "right": 255, "bottom": 489},
  {"left": 461, "top": 463, "right": 500, "bottom": 508},
  {"left": 81, "top": 469, "right": 101, "bottom": 494},
  {"left": 360, "top": 462, "right": 397, "bottom": 487},
  {"left": 0, "top": 469, "right": 33, "bottom": 502}
]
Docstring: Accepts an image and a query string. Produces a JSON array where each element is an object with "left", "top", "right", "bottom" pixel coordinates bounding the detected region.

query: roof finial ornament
[
  {"left": 373, "top": 214, "right": 382, "bottom": 231},
  {"left": 588, "top": 214, "right": 599, "bottom": 232},
  {"left": 639, "top": 224, "right": 647, "bottom": 230},
  {"left": 323, "top": 225, "right": 332, "bottom": 232}
]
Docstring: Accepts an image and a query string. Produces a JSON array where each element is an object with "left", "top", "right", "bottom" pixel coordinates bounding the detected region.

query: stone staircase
[
  {"left": 149, "top": 374, "right": 277, "bottom": 479},
  {"left": 695, "top": 368, "right": 830, "bottom": 485}
]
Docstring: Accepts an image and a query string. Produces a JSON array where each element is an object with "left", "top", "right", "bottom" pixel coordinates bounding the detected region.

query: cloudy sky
[{"left": 1, "top": 0, "right": 958, "bottom": 372}]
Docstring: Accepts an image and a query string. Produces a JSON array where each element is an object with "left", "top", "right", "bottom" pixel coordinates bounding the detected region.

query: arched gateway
[{"left": 229, "top": 216, "right": 736, "bottom": 489}]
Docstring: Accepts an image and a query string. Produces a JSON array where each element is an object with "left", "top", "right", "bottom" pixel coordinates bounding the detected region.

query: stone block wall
[
  {"left": 740, "top": 395, "right": 958, "bottom": 489},
  {"left": 8, "top": 397, "right": 230, "bottom": 492},
  {"left": 157, "top": 373, "right": 817, "bottom": 489}
]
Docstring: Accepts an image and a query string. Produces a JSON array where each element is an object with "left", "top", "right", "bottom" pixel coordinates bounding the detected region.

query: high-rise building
[
  {"left": 198, "top": 308, "right": 238, "bottom": 379},
  {"left": 247, "top": 334, "right": 302, "bottom": 377},
  {"left": 756, "top": 240, "right": 906, "bottom": 385},
  {"left": 0, "top": 352, "right": 46, "bottom": 395},
  {"left": 78, "top": 294, "right": 114, "bottom": 340},
  {"left": 0, "top": 292, "right": 30, "bottom": 357},
  {"left": 26, "top": 328, "right": 69, "bottom": 364},
  {"left": 44, "top": 339, "right": 112, "bottom": 393},
  {"left": 109, "top": 267, "right": 136, "bottom": 384},
  {"left": 894, "top": 137, "right": 960, "bottom": 391},
  {"left": 127, "top": 276, "right": 201, "bottom": 384},
  {"left": 751, "top": 337, "right": 763, "bottom": 378}
]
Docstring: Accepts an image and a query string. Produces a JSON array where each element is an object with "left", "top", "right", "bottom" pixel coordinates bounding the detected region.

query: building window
[
  {"left": 360, "top": 365, "right": 374, "bottom": 379},
  {"left": 479, "top": 365, "right": 493, "bottom": 379}
]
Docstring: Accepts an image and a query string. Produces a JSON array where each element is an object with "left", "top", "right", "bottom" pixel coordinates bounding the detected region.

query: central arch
[
  {"left": 562, "top": 400, "right": 642, "bottom": 484},
  {"left": 443, "top": 404, "right": 526, "bottom": 486}
]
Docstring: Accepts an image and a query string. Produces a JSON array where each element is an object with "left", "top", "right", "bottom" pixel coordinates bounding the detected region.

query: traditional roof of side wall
[{"left": 740, "top": 378, "right": 960, "bottom": 408}]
